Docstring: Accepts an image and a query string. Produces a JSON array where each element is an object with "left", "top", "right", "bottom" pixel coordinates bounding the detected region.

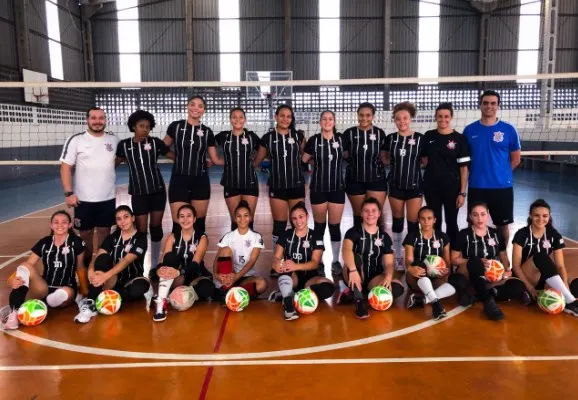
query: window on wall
[
  {"left": 319, "top": 0, "right": 340, "bottom": 80},
  {"left": 45, "top": 1, "right": 63, "bottom": 80},
  {"left": 517, "top": 0, "right": 541, "bottom": 83},
  {"left": 219, "top": 0, "right": 241, "bottom": 82},
  {"left": 117, "top": 0, "right": 141, "bottom": 82},
  {"left": 418, "top": 0, "right": 440, "bottom": 82}
]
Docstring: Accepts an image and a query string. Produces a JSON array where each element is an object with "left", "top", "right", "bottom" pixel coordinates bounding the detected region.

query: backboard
[
  {"left": 245, "top": 71, "right": 293, "bottom": 101},
  {"left": 23, "top": 69, "right": 49, "bottom": 105}
]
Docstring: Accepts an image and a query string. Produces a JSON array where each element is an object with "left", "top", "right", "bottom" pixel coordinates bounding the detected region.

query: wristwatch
[
  {"left": 64, "top": 191, "right": 74, "bottom": 197},
  {"left": 458, "top": 192, "right": 467, "bottom": 198}
]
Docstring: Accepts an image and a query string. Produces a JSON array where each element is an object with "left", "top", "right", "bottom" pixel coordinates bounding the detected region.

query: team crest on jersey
[
  {"left": 189, "top": 242, "right": 197, "bottom": 253},
  {"left": 374, "top": 238, "right": 383, "bottom": 247},
  {"left": 332, "top": 142, "right": 340, "bottom": 149},
  {"left": 369, "top": 133, "right": 377, "bottom": 141},
  {"left": 302, "top": 240, "right": 310, "bottom": 249},
  {"left": 61, "top": 245, "right": 70, "bottom": 255},
  {"left": 197, "top": 129, "right": 204, "bottom": 137},
  {"left": 542, "top": 239, "right": 551, "bottom": 249},
  {"left": 124, "top": 244, "right": 132, "bottom": 253},
  {"left": 493, "top": 131, "right": 504, "bottom": 143},
  {"left": 399, "top": 149, "right": 407, "bottom": 157},
  {"left": 245, "top": 239, "right": 252, "bottom": 248},
  {"left": 287, "top": 137, "right": 295, "bottom": 145},
  {"left": 447, "top": 140, "right": 456, "bottom": 150},
  {"left": 487, "top": 238, "right": 496, "bottom": 246},
  {"left": 143, "top": 142, "right": 152, "bottom": 151},
  {"left": 241, "top": 137, "right": 249, "bottom": 145},
  {"left": 105, "top": 143, "right": 114, "bottom": 152},
  {"left": 408, "top": 138, "right": 416, "bottom": 146},
  {"left": 432, "top": 240, "right": 440, "bottom": 249}
]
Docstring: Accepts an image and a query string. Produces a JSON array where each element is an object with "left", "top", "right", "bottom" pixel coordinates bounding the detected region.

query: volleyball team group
[{"left": 2, "top": 89, "right": 578, "bottom": 330}]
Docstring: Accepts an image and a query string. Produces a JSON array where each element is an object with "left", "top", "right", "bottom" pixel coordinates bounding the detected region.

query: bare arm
[
  {"left": 451, "top": 250, "right": 468, "bottom": 269},
  {"left": 510, "top": 150, "right": 521, "bottom": 170},
  {"left": 252, "top": 146, "right": 268, "bottom": 168},
  {"left": 60, "top": 163, "right": 80, "bottom": 206},
  {"left": 207, "top": 146, "right": 224, "bottom": 166},
  {"left": 302, "top": 153, "right": 312, "bottom": 164},
  {"left": 459, "top": 165, "right": 468, "bottom": 193},
  {"left": 192, "top": 236, "right": 208, "bottom": 264},
  {"left": 380, "top": 150, "right": 389, "bottom": 166},
  {"left": 163, "top": 135, "right": 173, "bottom": 148}
]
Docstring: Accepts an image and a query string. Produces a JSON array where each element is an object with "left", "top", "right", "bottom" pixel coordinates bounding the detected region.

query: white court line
[
  {"left": 0, "top": 252, "right": 30, "bottom": 270},
  {"left": 0, "top": 203, "right": 65, "bottom": 225},
  {"left": 2, "top": 354, "right": 578, "bottom": 371},
  {"left": 3, "top": 306, "right": 468, "bottom": 361}
]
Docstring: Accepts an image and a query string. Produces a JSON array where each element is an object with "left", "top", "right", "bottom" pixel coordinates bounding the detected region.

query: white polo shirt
[
  {"left": 217, "top": 229, "right": 265, "bottom": 276},
  {"left": 60, "top": 131, "right": 119, "bottom": 202}
]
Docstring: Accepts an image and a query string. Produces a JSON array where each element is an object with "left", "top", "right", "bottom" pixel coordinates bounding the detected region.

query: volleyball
[
  {"left": 225, "top": 287, "right": 250, "bottom": 312},
  {"left": 368, "top": 285, "right": 393, "bottom": 311},
  {"left": 294, "top": 289, "right": 319, "bottom": 314},
  {"left": 95, "top": 290, "right": 122, "bottom": 315},
  {"left": 537, "top": 288, "right": 566, "bottom": 315},
  {"left": 17, "top": 299, "right": 48, "bottom": 327},
  {"left": 424, "top": 255, "right": 447, "bottom": 278},
  {"left": 484, "top": 260, "right": 505, "bottom": 282},
  {"left": 169, "top": 286, "right": 198, "bottom": 311}
]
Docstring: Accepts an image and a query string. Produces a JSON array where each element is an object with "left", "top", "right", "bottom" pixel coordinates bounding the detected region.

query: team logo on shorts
[
  {"left": 74, "top": 218, "right": 81, "bottom": 228},
  {"left": 408, "top": 138, "right": 416, "bottom": 146},
  {"left": 61, "top": 246, "right": 70, "bottom": 255},
  {"left": 493, "top": 131, "right": 504, "bottom": 143},
  {"left": 143, "top": 142, "right": 152, "bottom": 151},
  {"left": 542, "top": 239, "right": 552, "bottom": 249},
  {"left": 105, "top": 143, "right": 114, "bottom": 152},
  {"left": 245, "top": 239, "right": 252, "bottom": 248},
  {"left": 332, "top": 142, "right": 340, "bottom": 149},
  {"left": 447, "top": 140, "right": 456, "bottom": 150},
  {"left": 302, "top": 240, "right": 310, "bottom": 249}
]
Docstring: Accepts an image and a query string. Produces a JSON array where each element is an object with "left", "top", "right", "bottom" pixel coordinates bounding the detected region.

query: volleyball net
[{"left": 1, "top": 72, "right": 578, "bottom": 177}]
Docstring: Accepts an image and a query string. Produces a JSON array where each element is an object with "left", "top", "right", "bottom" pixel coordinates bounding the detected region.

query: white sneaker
[
  {"left": 74, "top": 299, "right": 97, "bottom": 324},
  {"left": 0, "top": 305, "right": 18, "bottom": 330}
]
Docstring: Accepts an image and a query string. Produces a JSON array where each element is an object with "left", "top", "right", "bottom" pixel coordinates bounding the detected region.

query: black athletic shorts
[
  {"left": 309, "top": 190, "right": 346, "bottom": 205},
  {"left": 74, "top": 198, "right": 116, "bottom": 231},
  {"left": 468, "top": 187, "right": 514, "bottom": 226},
  {"left": 388, "top": 185, "right": 423, "bottom": 201},
  {"left": 223, "top": 185, "right": 259, "bottom": 199},
  {"left": 269, "top": 185, "right": 305, "bottom": 201},
  {"left": 295, "top": 269, "right": 320, "bottom": 291},
  {"left": 345, "top": 179, "right": 387, "bottom": 196},
  {"left": 131, "top": 191, "right": 167, "bottom": 216},
  {"left": 168, "top": 174, "right": 211, "bottom": 203}
]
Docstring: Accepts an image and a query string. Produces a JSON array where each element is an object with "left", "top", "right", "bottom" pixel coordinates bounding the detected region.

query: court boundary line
[
  {"left": 2, "top": 354, "right": 578, "bottom": 371},
  {"left": 0, "top": 252, "right": 31, "bottom": 271},
  {"left": 2, "top": 306, "right": 467, "bottom": 361}
]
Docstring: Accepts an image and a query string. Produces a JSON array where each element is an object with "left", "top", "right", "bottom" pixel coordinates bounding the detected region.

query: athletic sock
[
  {"left": 278, "top": 275, "right": 293, "bottom": 298},
  {"left": 46, "top": 288, "right": 69, "bottom": 307},
  {"left": 150, "top": 240, "right": 161, "bottom": 271},
  {"left": 157, "top": 277, "right": 174, "bottom": 300},
  {"left": 331, "top": 241, "right": 341, "bottom": 263},
  {"left": 432, "top": 282, "right": 456, "bottom": 302},
  {"left": 417, "top": 277, "right": 437, "bottom": 304},
  {"left": 546, "top": 275, "right": 577, "bottom": 303}
]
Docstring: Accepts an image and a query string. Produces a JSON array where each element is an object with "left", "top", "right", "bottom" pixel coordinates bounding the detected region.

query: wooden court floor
[{"left": 1, "top": 183, "right": 578, "bottom": 399}]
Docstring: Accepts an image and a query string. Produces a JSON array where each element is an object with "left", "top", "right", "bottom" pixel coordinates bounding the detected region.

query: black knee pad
[
  {"left": 466, "top": 257, "right": 485, "bottom": 278},
  {"left": 172, "top": 221, "right": 181, "bottom": 236},
  {"left": 9, "top": 286, "right": 28, "bottom": 309},
  {"left": 193, "top": 278, "right": 215, "bottom": 300},
  {"left": 448, "top": 273, "right": 468, "bottom": 292},
  {"left": 391, "top": 281, "right": 405, "bottom": 298},
  {"left": 126, "top": 278, "right": 150, "bottom": 300},
  {"left": 314, "top": 221, "right": 327, "bottom": 238},
  {"left": 194, "top": 217, "right": 206, "bottom": 233},
  {"left": 230, "top": 221, "right": 238, "bottom": 231},
  {"left": 328, "top": 224, "right": 341, "bottom": 242},
  {"left": 310, "top": 281, "right": 335, "bottom": 300},
  {"left": 353, "top": 215, "right": 362, "bottom": 228},
  {"left": 273, "top": 220, "right": 287, "bottom": 239},
  {"left": 570, "top": 278, "right": 578, "bottom": 297},
  {"left": 406, "top": 220, "right": 419, "bottom": 234},
  {"left": 494, "top": 278, "right": 525, "bottom": 302},
  {"left": 532, "top": 252, "right": 557, "bottom": 280},
  {"left": 94, "top": 253, "right": 114, "bottom": 272},
  {"left": 162, "top": 252, "right": 180, "bottom": 269},
  {"left": 392, "top": 217, "right": 404, "bottom": 233},
  {"left": 149, "top": 225, "right": 163, "bottom": 242}
]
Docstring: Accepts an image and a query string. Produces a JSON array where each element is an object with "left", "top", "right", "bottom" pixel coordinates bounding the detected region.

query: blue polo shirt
[{"left": 463, "top": 119, "right": 521, "bottom": 189}]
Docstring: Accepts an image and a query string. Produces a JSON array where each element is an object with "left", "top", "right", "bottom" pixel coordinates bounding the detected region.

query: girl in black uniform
[
  {"left": 74, "top": 206, "right": 151, "bottom": 324},
  {"left": 404, "top": 206, "right": 454, "bottom": 320},
  {"left": 163, "top": 95, "right": 223, "bottom": 234},
  {"left": 153, "top": 204, "right": 214, "bottom": 322},
  {"left": 117, "top": 110, "right": 174, "bottom": 271},
  {"left": 253, "top": 105, "right": 305, "bottom": 253},
  {"left": 422, "top": 103, "right": 470, "bottom": 242},
  {"left": 340, "top": 198, "right": 404, "bottom": 319},
  {"left": 302, "top": 110, "right": 345, "bottom": 275},
  {"left": 1, "top": 211, "right": 85, "bottom": 330},
  {"left": 450, "top": 202, "right": 525, "bottom": 321},
  {"left": 271, "top": 202, "right": 335, "bottom": 321},
  {"left": 512, "top": 199, "right": 578, "bottom": 316},
  {"left": 383, "top": 102, "right": 425, "bottom": 270},
  {"left": 343, "top": 103, "right": 388, "bottom": 228},
  {"left": 215, "top": 107, "right": 261, "bottom": 231}
]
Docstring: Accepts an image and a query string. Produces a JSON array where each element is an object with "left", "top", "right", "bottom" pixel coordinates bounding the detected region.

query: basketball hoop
[{"left": 31, "top": 88, "right": 49, "bottom": 106}]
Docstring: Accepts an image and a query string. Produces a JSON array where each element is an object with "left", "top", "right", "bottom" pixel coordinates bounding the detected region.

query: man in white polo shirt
[{"left": 60, "top": 107, "right": 118, "bottom": 266}]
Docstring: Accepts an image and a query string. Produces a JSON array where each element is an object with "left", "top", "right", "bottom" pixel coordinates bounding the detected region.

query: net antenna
[
  {"left": 23, "top": 69, "right": 49, "bottom": 106},
  {"left": 245, "top": 71, "right": 293, "bottom": 129}
]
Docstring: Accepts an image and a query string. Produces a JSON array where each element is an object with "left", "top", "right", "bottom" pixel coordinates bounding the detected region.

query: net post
[{"left": 538, "top": 0, "right": 558, "bottom": 131}]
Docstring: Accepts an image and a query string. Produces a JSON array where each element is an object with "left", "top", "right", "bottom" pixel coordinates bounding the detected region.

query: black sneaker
[
  {"left": 283, "top": 294, "right": 299, "bottom": 321},
  {"left": 457, "top": 288, "right": 475, "bottom": 307},
  {"left": 268, "top": 290, "right": 283, "bottom": 303},
  {"left": 521, "top": 291, "right": 534, "bottom": 306},
  {"left": 407, "top": 293, "right": 425, "bottom": 309},
  {"left": 336, "top": 288, "right": 354, "bottom": 305},
  {"left": 431, "top": 299, "right": 446, "bottom": 321},
  {"left": 355, "top": 299, "right": 369, "bottom": 319},
  {"left": 483, "top": 298, "right": 504, "bottom": 321},
  {"left": 153, "top": 297, "right": 168, "bottom": 322},
  {"left": 564, "top": 300, "right": 578, "bottom": 317},
  {"left": 331, "top": 261, "right": 343, "bottom": 275}
]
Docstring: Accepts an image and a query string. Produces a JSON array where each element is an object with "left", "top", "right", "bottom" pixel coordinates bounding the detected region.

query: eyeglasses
[{"left": 481, "top": 101, "right": 498, "bottom": 106}]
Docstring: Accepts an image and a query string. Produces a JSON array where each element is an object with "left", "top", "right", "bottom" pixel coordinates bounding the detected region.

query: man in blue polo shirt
[{"left": 463, "top": 90, "right": 521, "bottom": 244}]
